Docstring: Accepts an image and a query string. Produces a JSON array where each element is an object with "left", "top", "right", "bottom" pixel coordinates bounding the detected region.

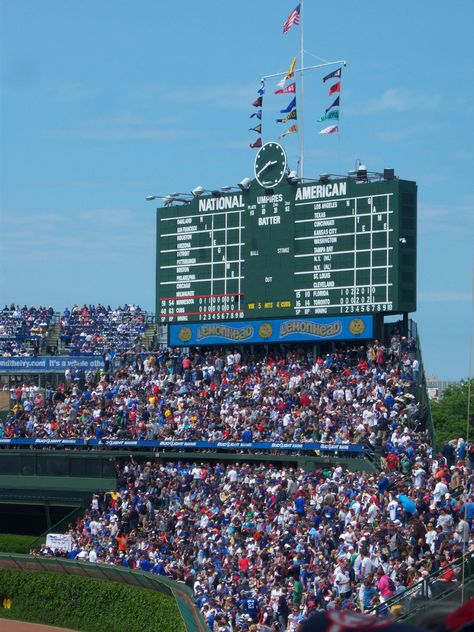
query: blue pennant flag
[
  {"left": 325, "top": 96, "right": 339, "bottom": 113},
  {"left": 257, "top": 81, "right": 265, "bottom": 96},
  {"left": 280, "top": 97, "right": 296, "bottom": 113}
]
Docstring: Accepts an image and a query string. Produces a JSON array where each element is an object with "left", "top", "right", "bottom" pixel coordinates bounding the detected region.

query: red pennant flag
[
  {"left": 250, "top": 137, "right": 262, "bottom": 149},
  {"left": 275, "top": 82, "right": 296, "bottom": 95},
  {"left": 328, "top": 82, "right": 341, "bottom": 96},
  {"left": 252, "top": 96, "right": 263, "bottom": 108}
]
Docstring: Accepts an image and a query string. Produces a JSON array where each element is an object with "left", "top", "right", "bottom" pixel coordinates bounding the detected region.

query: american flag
[{"left": 283, "top": 4, "right": 300, "bottom": 34}]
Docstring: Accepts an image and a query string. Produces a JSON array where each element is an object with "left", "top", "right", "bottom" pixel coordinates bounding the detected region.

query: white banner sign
[{"left": 46, "top": 533, "right": 72, "bottom": 552}]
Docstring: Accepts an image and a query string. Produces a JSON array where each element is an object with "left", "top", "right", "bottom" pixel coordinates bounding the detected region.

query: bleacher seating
[
  {"left": 0, "top": 304, "right": 54, "bottom": 356},
  {"left": 59, "top": 304, "right": 147, "bottom": 355}
]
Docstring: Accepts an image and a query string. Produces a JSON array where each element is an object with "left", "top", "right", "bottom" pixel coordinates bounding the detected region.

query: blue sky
[{"left": 1, "top": 0, "right": 473, "bottom": 380}]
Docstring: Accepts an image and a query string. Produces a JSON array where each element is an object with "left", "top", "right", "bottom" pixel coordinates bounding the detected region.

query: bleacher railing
[{"left": 367, "top": 550, "right": 474, "bottom": 620}]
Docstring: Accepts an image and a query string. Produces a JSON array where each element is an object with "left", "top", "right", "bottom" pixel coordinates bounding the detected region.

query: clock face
[{"left": 254, "top": 142, "right": 287, "bottom": 188}]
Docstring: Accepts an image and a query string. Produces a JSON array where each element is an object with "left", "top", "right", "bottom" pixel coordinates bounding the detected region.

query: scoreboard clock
[
  {"left": 156, "top": 173, "right": 417, "bottom": 323},
  {"left": 254, "top": 142, "right": 287, "bottom": 188}
]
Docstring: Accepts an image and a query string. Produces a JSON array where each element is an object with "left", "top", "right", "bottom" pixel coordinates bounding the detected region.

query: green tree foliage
[
  {"left": 431, "top": 379, "right": 474, "bottom": 448},
  {"left": 0, "top": 568, "right": 185, "bottom": 632}
]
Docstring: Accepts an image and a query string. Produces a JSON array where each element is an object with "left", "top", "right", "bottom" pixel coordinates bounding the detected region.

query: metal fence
[
  {"left": 410, "top": 319, "right": 436, "bottom": 448},
  {"left": 367, "top": 550, "right": 474, "bottom": 620},
  {"left": 0, "top": 553, "right": 208, "bottom": 632}
]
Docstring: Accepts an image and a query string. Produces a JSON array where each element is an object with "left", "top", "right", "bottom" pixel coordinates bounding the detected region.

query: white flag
[{"left": 319, "top": 125, "right": 339, "bottom": 134}]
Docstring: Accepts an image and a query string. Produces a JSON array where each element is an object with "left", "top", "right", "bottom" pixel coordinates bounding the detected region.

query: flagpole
[
  {"left": 262, "top": 60, "right": 346, "bottom": 81},
  {"left": 300, "top": 0, "right": 305, "bottom": 179}
]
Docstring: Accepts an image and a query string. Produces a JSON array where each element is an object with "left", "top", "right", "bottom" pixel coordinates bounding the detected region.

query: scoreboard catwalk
[{"left": 156, "top": 176, "right": 416, "bottom": 323}]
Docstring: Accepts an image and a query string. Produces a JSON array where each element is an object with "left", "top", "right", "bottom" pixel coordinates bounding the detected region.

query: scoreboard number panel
[{"left": 156, "top": 173, "right": 416, "bottom": 323}]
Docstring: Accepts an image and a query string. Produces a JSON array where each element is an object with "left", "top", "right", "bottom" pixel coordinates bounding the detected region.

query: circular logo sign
[
  {"left": 258, "top": 323, "right": 273, "bottom": 339},
  {"left": 348, "top": 318, "right": 365, "bottom": 335},
  {"left": 178, "top": 326, "right": 192, "bottom": 342}
]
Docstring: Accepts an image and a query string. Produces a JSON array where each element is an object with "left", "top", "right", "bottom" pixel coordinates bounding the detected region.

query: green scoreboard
[{"left": 156, "top": 169, "right": 416, "bottom": 324}]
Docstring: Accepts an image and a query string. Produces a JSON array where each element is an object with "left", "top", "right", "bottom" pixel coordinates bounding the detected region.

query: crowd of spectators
[
  {"left": 0, "top": 304, "right": 54, "bottom": 356},
  {"left": 59, "top": 304, "right": 147, "bottom": 355},
  {"left": 38, "top": 453, "right": 474, "bottom": 631},
  {"left": 1, "top": 341, "right": 426, "bottom": 449},
  {"left": 2, "top": 330, "right": 470, "bottom": 629},
  {"left": 0, "top": 303, "right": 150, "bottom": 358}
]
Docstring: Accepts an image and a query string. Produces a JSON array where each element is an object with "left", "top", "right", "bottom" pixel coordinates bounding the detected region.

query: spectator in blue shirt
[
  {"left": 242, "top": 427, "right": 253, "bottom": 443},
  {"left": 460, "top": 497, "right": 474, "bottom": 527}
]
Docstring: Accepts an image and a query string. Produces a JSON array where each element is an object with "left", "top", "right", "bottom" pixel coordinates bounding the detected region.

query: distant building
[{"left": 426, "top": 375, "right": 460, "bottom": 400}]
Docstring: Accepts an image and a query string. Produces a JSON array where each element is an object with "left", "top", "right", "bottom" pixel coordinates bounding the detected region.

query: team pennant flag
[
  {"left": 328, "top": 81, "right": 341, "bottom": 96},
  {"left": 250, "top": 137, "right": 262, "bottom": 148},
  {"left": 317, "top": 109, "right": 339, "bottom": 122},
  {"left": 278, "top": 123, "right": 298, "bottom": 139},
  {"left": 283, "top": 4, "right": 300, "bottom": 34},
  {"left": 252, "top": 96, "right": 263, "bottom": 108},
  {"left": 276, "top": 110, "right": 297, "bottom": 123},
  {"left": 250, "top": 111, "right": 262, "bottom": 120},
  {"left": 276, "top": 76, "right": 286, "bottom": 89},
  {"left": 286, "top": 57, "right": 297, "bottom": 79},
  {"left": 322, "top": 67, "right": 342, "bottom": 83},
  {"left": 280, "top": 97, "right": 296, "bottom": 113},
  {"left": 257, "top": 81, "right": 265, "bottom": 96},
  {"left": 275, "top": 58, "right": 296, "bottom": 88},
  {"left": 319, "top": 125, "right": 339, "bottom": 134},
  {"left": 249, "top": 124, "right": 262, "bottom": 133},
  {"left": 325, "top": 97, "right": 339, "bottom": 113},
  {"left": 275, "top": 82, "right": 296, "bottom": 95}
]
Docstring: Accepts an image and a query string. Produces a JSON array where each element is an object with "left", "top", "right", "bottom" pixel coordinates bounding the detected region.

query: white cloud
[
  {"left": 418, "top": 199, "right": 474, "bottom": 235},
  {"left": 376, "top": 130, "right": 407, "bottom": 143},
  {"left": 165, "top": 83, "right": 257, "bottom": 110},
  {"left": 2, "top": 211, "right": 62, "bottom": 227},
  {"left": 45, "top": 111, "right": 191, "bottom": 142},
  {"left": 363, "top": 88, "right": 440, "bottom": 113},
  {"left": 51, "top": 83, "right": 103, "bottom": 102},
  {"left": 419, "top": 291, "right": 471, "bottom": 302},
  {"left": 72, "top": 127, "right": 190, "bottom": 141},
  {"left": 81, "top": 208, "right": 134, "bottom": 226},
  {"left": 0, "top": 207, "right": 153, "bottom": 263}
]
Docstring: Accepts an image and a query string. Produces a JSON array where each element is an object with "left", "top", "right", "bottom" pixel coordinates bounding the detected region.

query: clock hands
[
  {"left": 257, "top": 160, "right": 277, "bottom": 178},
  {"left": 254, "top": 143, "right": 287, "bottom": 187}
]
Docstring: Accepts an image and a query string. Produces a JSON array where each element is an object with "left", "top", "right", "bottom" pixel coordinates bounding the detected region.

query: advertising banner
[
  {"left": 0, "top": 437, "right": 365, "bottom": 453},
  {"left": 0, "top": 356, "right": 104, "bottom": 374},
  {"left": 169, "top": 315, "right": 373, "bottom": 346}
]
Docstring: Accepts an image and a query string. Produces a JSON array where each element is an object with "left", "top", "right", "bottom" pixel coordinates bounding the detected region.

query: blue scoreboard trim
[{"left": 169, "top": 315, "right": 373, "bottom": 346}]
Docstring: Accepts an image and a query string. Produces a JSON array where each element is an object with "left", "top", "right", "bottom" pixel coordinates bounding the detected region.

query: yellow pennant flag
[
  {"left": 277, "top": 56, "right": 297, "bottom": 88},
  {"left": 286, "top": 56, "right": 297, "bottom": 79}
]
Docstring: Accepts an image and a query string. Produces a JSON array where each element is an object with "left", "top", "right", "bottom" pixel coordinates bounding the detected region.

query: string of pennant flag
[
  {"left": 249, "top": 82, "right": 264, "bottom": 148},
  {"left": 249, "top": 55, "right": 299, "bottom": 148},
  {"left": 275, "top": 56, "right": 298, "bottom": 139},
  {"left": 248, "top": 2, "right": 342, "bottom": 147},
  {"left": 318, "top": 66, "right": 342, "bottom": 134}
]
